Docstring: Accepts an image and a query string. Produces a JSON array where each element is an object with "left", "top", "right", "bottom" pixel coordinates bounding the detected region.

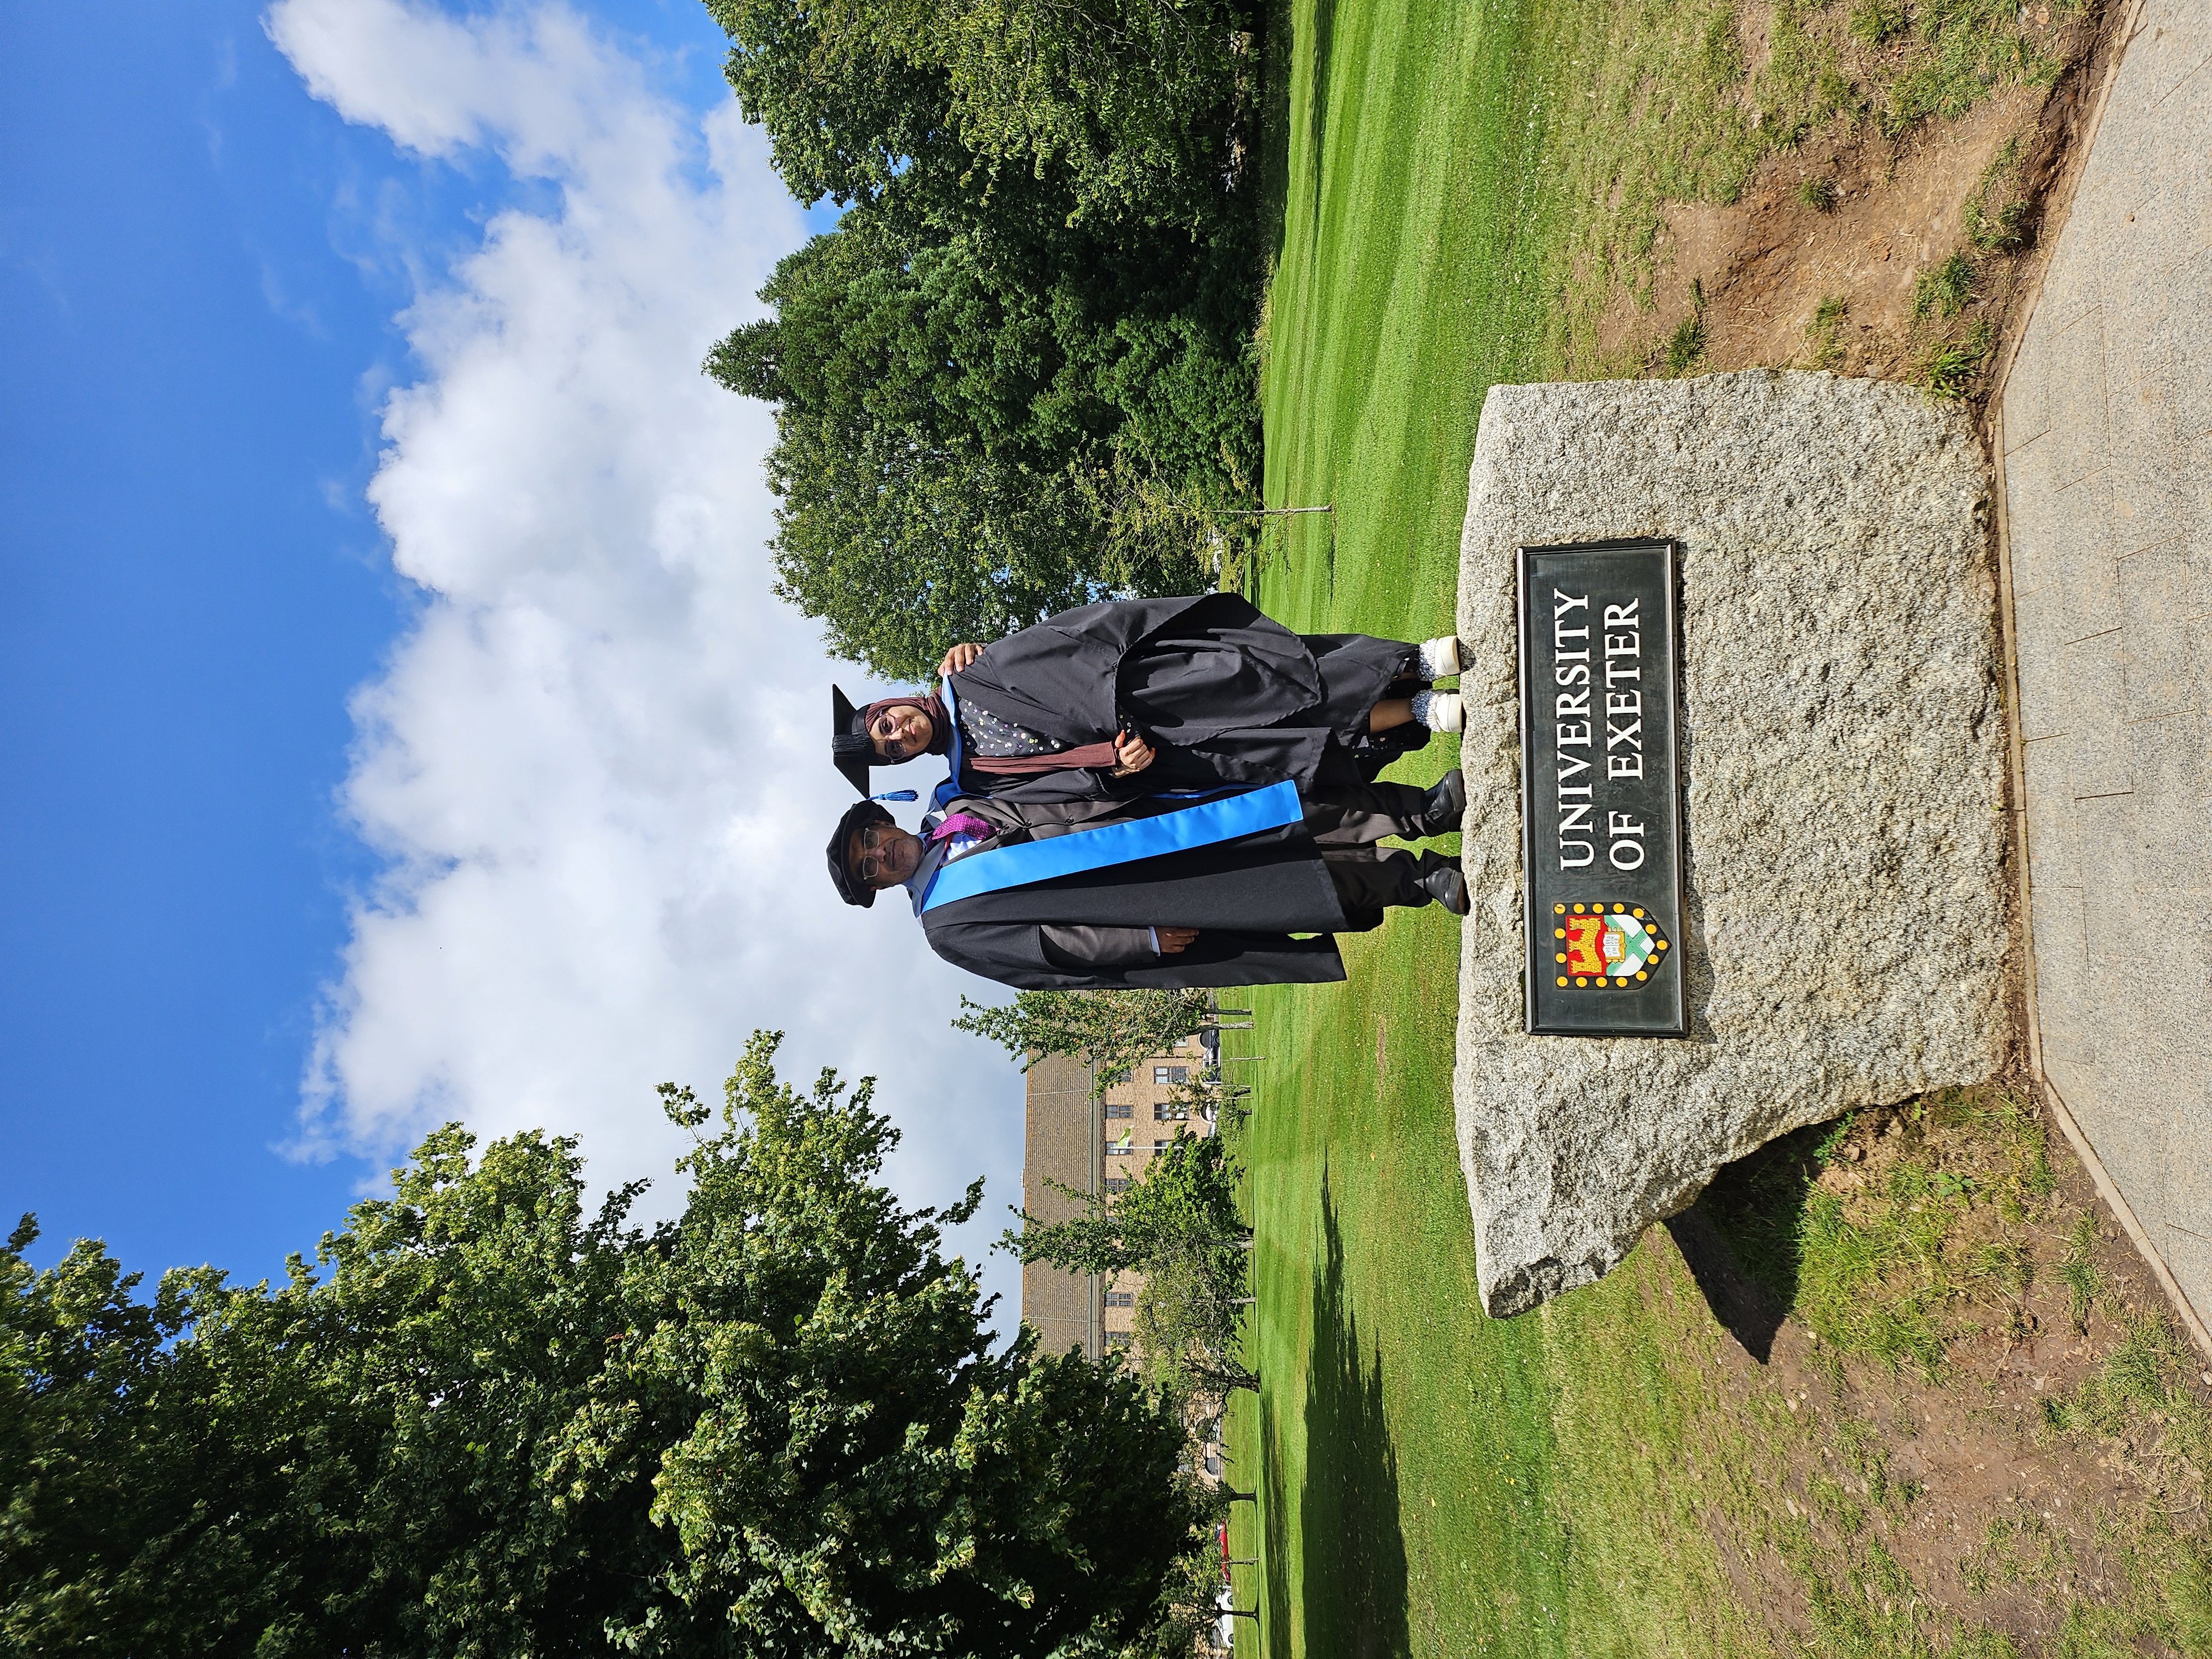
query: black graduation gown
[
  {"left": 910, "top": 789, "right": 1353, "bottom": 991},
  {"left": 943, "top": 594, "right": 1426, "bottom": 805}
]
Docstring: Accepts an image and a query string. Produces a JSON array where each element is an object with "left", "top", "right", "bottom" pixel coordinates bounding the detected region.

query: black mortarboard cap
[{"left": 832, "top": 685, "right": 873, "bottom": 796}]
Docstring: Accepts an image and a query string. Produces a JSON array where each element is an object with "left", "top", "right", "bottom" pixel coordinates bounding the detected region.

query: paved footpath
[{"left": 1998, "top": 0, "right": 2212, "bottom": 1350}]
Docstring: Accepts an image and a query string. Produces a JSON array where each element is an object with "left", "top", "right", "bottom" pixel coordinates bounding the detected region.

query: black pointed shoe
[
  {"left": 1417, "top": 768, "right": 1467, "bottom": 837},
  {"left": 1416, "top": 852, "right": 1469, "bottom": 916}
]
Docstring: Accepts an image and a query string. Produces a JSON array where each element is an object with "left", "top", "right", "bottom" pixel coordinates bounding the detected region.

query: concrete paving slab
[
  {"left": 2001, "top": 0, "right": 2212, "bottom": 1351},
  {"left": 2010, "top": 591, "right": 2068, "bottom": 739},
  {"left": 2187, "top": 431, "right": 2212, "bottom": 615},
  {"left": 2117, "top": 540, "right": 2197, "bottom": 718},
  {"left": 2053, "top": 477, "right": 2119, "bottom": 635},
  {"left": 2137, "top": 2, "right": 2212, "bottom": 108},
  {"left": 2169, "top": 247, "right": 2212, "bottom": 442},
  {"left": 2127, "top": 710, "right": 2211, "bottom": 894},
  {"left": 2047, "top": 315, "right": 2113, "bottom": 484},
  {"left": 2004, "top": 322, "right": 2051, "bottom": 453},
  {"left": 2021, "top": 735, "right": 2078, "bottom": 888},
  {"left": 2058, "top": 632, "right": 2131, "bottom": 795},
  {"left": 2159, "top": 65, "right": 2212, "bottom": 248},
  {"left": 2105, "top": 376, "right": 2183, "bottom": 556},
  {"left": 2093, "top": 1110, "right": 2172, "bottom": 1235},
  {"left": 2159, "top": 1227, "right": 2212, "bottom": 1323}
]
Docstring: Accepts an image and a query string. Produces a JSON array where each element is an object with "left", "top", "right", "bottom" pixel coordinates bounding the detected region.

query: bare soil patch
[
  {"left": 1655, "top": 1084, "right": 2212, "bottom": 1651},
  {"left": 1610, "top": 1, "right": 2124, "bottom": 404}
]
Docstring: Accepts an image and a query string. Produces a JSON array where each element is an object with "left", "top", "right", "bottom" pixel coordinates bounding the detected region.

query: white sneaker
[
  {"left": 1418, "top": 636, "right": 1469, "bottom": 679},
  {"left": 1413, "top": 690, "right": 1463, "bottom": 733}
]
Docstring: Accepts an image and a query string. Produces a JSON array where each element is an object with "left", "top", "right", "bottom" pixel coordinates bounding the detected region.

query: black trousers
[{"left": 1302, "top": 782, "right": 1457, "bottom": 929}]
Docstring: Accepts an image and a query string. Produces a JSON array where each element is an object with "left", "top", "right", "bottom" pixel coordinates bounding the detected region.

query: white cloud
[{"left": 267, "top": 0, "right": 1023, "bottom": 1311}]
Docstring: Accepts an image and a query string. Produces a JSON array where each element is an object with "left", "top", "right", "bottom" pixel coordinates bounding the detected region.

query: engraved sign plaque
[{"left": 1518, "top": 539, "right": 1687, "bottom": 1037}]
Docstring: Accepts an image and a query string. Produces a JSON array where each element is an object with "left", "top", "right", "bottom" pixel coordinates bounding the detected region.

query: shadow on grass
[
  {"left": 1255, "top": 0, "right": 1293, "bottom": 271},
  {"left": 1673, "top": 1120, "right": 1840, "bottom": 1360},
  {"left": 1271, "top": 1163, "right": 1408, "bottom": 1657},
  {"left": 1304, "top": 0, "right": 1336, "bottom": 237}
]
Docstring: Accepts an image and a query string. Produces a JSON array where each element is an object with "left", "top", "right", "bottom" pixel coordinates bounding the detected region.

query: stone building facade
[{"left": 1018, "top": 1032, "right": 1220, "bottom": 1359}]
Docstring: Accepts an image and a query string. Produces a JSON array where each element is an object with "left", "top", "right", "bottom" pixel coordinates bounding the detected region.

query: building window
[
  {"left": 1152, "top": 1139, "right": 1173, "bottom": 1154},
  {"left": 1104, "top": 1176, "right": 1131, "bottom": 1193},
  {"left": 1153, "top": 1065, "right": 1188, "bottom": 1086},
  {"left": 1154, "top": 1101, "right": 1189, "bottom": 1120},
  {"left": 1103, "top": 1102, "right": 1133, "bottom": 1119},
  {"left": 1105, "top": 1331, "right": 1133, "bottom": 1349},
  {"left": 1099, "top": 1068, "right": 1130, "bottom": 1086},
  {"left": 1104, "top": 1291, "right": 1134, "bottom": 1308}
]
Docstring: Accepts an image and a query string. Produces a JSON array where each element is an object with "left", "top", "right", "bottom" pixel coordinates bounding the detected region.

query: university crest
[{"left": 1552, "top": 901, "right": 1670, "bottom": 989}]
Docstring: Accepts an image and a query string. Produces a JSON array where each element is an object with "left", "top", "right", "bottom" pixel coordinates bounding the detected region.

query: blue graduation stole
[{"left": 916, "top": 779, "right": 1303, "bottom": 915}]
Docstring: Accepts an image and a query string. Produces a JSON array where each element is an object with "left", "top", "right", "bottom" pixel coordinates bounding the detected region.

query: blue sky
[{"left": 2, "top": 0, "right": 1023, "bottom": 1311}]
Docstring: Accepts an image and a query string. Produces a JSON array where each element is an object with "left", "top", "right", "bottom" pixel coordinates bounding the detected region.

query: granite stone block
[{"left": 1453, "top": 371, "right": 2004, "bottom": 1316}]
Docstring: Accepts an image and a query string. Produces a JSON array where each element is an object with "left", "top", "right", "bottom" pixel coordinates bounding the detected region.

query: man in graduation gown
[
  {"left": 825, "top": 773, "right": 1467, "bottom": 991},
  {"left": 830, "top": 594, "right": 1471, "bottom": 806}
]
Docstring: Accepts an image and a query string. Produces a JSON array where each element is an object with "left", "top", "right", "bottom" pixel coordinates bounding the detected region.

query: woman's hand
[
  {"left": 936, "top": 642, "right": 984, "bottom": 677},
  {"left": 1109, "top": 731, "right": 1155, "bottom": 776}
]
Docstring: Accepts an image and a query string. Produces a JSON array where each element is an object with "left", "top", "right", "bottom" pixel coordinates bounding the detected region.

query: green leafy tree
[
  {"left": 699, "top": 0, "right": 1267, "bottom": 676},
  {"left": 705, "top": 0, "right": 1259, "bottom": 229},
  {"left": 709, "top": 203, "right": 1249, "bottom": 676},
  {"left": 1, "top": 1033, "right": 1207, "bottom": 1657},
  {"left": 952, "top": 989, "right": 1242, "bottom": 1098},
  {"left": 585, "top": 1035, "right": 1203, "bottom": 1653},
  {"left": 1008, "top": 1131, "right": 1255, "bottom": 1421},
  {"left": 1005, "top": 1131, "right": 1248, "bottom": 1281},
  {"left": 1130, "top": 1241, "right": 1255, "bottom": 1400}
]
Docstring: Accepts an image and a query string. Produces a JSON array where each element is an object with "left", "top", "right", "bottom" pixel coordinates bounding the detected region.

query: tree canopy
[
  {"left": 705, "top": 0, "right": 1258, "bottom": 229},
  {"left": 701, "top": 0, "right": 1267, "bottom": 677},
  {"left": 952, "top": 988, "right": 1228, "bottom": 1093},
  {"left": 1008, "top": 1131, "right": 1255, "bottom": 1406},
  {"left": 2, "top": 1033, "right": 1207, "bottom": 1657},
  {"left": 1007, "top": 1129, "right": 1245, "bottom": 1281}
]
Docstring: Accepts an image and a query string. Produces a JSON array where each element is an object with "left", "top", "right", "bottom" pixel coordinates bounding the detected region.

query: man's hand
[
  {"left": 1155, "top": 927, "right": 1200, "bottom": 954},
  {"left": 1110, "top": 731, "right": 1155, "bottom": 775},
  {"left": 936, "top": 642, "right": 984, "bottom": 677}
]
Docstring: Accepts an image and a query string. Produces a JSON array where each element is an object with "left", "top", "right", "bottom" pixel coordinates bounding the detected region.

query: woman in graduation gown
[{"left": 830, "top": 593, "right": 1470, "bottom": 805}]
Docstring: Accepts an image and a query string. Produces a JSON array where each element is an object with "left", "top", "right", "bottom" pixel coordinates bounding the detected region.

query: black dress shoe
[
  {"left": 1417, "top": 768, "right": 1467, "bottom": 837},
  {"left": 1416, "top": 851, "right": 1469, "bottom": 916}
]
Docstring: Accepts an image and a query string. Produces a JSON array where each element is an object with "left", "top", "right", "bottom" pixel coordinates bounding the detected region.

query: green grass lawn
[{"left": 1225, "top": 1, "right": 2209, "bottom": 1654}]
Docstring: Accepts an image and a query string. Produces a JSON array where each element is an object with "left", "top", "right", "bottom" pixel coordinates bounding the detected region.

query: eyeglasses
[
  {"left": 870, "top": 712, "right": 916, "bottom": 761},
  {"left": 853, "top": 822, "right": 898, "bottom": 884}
]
